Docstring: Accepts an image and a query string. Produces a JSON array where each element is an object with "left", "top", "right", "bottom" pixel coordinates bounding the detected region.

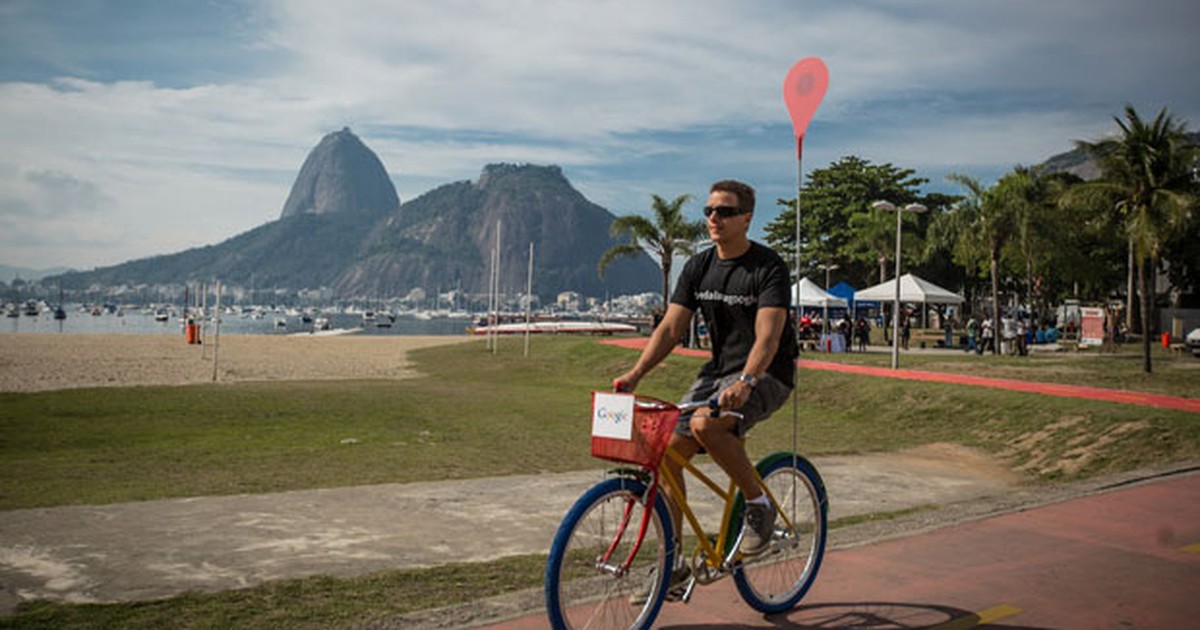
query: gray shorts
[{"left": 675, "top": 372, "right": 792, "bottom": 439}]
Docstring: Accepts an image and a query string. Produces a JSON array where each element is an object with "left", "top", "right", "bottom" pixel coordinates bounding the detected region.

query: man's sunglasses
[{"left": 703, "top": 205, "right": 747, "bottom": 219}]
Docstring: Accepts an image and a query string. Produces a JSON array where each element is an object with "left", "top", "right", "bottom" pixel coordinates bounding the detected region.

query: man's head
[
  {"left": 710, "top": 179, "right": 755, "bottom": 214},
  {"left": 705, "top": 179, "right": 755, "bottom": 249}
]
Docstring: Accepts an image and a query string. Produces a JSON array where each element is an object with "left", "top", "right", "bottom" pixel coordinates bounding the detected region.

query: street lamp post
[
  {"left": 871, "top": 201, "right": 927, "bottom": 369},
  {"left": 817, "top": 263, "right": 839, "bottom": 336}
]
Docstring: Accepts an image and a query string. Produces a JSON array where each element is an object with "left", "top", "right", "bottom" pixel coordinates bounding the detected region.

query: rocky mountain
[
  {"left": 50, "top": 130, "right": 660, "bottom": 301},
  {"left": 1039, "top": 131, "right": 1200, "bottom": 180},
  {"left": 280, "top": 127, "right": 399, "bottom": 219},
  {"left": 337, "top": 163, "right": 658, "bottom": 299}
]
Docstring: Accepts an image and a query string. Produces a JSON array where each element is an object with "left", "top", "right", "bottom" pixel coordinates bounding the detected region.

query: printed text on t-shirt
[{"left": 695, "top": 290, "right": 756, "bottom": 307}]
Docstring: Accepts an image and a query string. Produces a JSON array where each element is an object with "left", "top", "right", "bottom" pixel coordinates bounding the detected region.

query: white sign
[
  {"left": 592, "top": 392, "right": 635, "bottom": 440},
  {"left": 1080, "top": 307, "right": 1105, "bottom": 347}
]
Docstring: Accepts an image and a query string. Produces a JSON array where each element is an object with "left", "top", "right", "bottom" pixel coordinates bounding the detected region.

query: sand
[{"left": 0, "top": 333, "right": 475, "bottom": 393}]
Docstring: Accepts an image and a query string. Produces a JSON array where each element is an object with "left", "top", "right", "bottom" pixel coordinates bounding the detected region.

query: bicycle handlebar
[
  {"left": 647, "top": 397, "right": 745, "bottom": 420},
  {"left": 677, "top": 399, "right": 720, "bottom": 413},
  {"left": 614, "top": 382, "right": 743, "bottom": 419}
]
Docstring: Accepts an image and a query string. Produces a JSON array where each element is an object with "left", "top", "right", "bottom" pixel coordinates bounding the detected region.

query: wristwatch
[{"left": 738, "top": 372, "right": 759, "bottom": 388}]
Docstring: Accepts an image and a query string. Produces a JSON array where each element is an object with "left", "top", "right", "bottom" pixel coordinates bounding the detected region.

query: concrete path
[
  {"left": 1, "top": 446, "right": 1015, "bottom": 614},
  {"left": 477, "top": 468, "right": 1200, "bottom": 630}
]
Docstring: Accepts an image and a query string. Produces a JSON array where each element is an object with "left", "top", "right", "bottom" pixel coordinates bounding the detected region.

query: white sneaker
[{"left": 739, "top": 501, "right": 777, "bottom": 556}]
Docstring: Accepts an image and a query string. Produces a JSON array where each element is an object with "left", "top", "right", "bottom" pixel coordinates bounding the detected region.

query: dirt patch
[
  {"left": 887, "top": 442, "right": 1021, "bottom": 485},
  {"left": 1004, "top": 416, "right": 1154, "bottom": 477}
]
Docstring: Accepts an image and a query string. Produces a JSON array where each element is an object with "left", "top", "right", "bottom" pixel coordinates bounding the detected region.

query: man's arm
[
  {"left": 717, "top": 306, "right": 787, "bottom": 410},
  {"left": 613, "top": 303, "right": 694, "bottom": 392}
]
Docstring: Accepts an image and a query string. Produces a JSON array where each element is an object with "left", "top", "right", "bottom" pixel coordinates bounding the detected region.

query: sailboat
[{"left": 53, "top": 287, "right": 67, "bottom": 320}]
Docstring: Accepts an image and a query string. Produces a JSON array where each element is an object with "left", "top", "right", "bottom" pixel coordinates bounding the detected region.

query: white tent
[
  {"left": 792, "top": 277, "right": 848, "bottom": 308},
  {"left": 854, "top": 273, "right": 964, "bottom": 304}
]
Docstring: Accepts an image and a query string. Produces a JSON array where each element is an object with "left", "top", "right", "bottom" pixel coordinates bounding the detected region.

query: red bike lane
[
  {"left": 473, "top": 340, "right": 1200, "bottom": 628},
  {"left": 474, "top": 471, "right": 1200, "bottom": 629}
]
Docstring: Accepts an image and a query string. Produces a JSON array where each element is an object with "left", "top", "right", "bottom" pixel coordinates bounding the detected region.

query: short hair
[{"left": 710, "top": 179, "right": 755, "bottom": 214}]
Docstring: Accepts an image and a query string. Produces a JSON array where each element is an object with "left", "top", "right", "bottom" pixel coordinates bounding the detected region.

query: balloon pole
[
  {"left": 781, "top": 57, "right": 828, "bottom": 461},
  {"left": 792, "top": 134, "right": 804, "bottom": 461}
]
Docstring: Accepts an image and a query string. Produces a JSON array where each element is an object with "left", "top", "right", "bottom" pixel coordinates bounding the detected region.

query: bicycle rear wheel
[
  {"left": 545, "top": 476, "right": 674, "bottom": 630},
  {"left": 732, "top": 453, "right": 827, "bottom": 614}
]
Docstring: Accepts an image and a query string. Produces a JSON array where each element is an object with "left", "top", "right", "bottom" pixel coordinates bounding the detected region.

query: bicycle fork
[{"left": 594, "top": 474, "right": 663, "bottom": 578}]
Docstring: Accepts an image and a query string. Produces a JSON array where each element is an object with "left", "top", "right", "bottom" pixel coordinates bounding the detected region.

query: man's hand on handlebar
[
  {"left": 612, "top": 371, "right": 640, "bottom": 393},
  {"left": 717, "top": 379, "right": 753, "bottom": 411}
]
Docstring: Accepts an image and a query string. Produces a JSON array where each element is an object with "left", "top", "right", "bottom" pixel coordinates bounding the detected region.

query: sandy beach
[{"left": 0, "top": 333, "right": 475, "bottom": 393}]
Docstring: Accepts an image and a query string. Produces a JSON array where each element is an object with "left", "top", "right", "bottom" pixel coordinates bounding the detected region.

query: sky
[{"left": 1, "top": 0, "right": 1198, "bottom": 272}]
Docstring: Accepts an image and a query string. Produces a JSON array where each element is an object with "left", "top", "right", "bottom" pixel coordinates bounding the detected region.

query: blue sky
[{"left": 2, "top": 0, "right": 1198, "bottom": 270}]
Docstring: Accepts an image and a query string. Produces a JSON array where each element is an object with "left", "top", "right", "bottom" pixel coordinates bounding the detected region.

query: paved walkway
[
  {"left": 599, "top": 338, "right": 1200, "bottom": 413},
  {"left": 475, "top": 468, "right": 1200, "bottom": 629}
]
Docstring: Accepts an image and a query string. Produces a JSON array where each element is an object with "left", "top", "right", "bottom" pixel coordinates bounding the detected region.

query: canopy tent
[
  {"left": 855, "top": 273, "right": 964, "bottom": 329},
  {"left": 827, "top": 281, "right": 870, "bottom": 309},
  {"left": 827, "top": 281, "right": 856, "bottom": 303},
  {"left": 791, "top": 277, "right": 848, "bottom": 308},
  {"left": 854, "top": 273, "right": 964, "bottom": 305}
]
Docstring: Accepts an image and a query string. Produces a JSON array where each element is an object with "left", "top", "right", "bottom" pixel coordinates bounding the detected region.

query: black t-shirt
[{"left": 671, "top": 242, "right": 797, "bottom": 386}]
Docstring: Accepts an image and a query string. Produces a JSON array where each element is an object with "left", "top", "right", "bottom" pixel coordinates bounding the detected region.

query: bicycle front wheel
[
  {"left": 545, "top": 476, "right": 675, "bottom": 630},
  {"left": 732, "top": 453, "right": 828, "bottom": 614}
]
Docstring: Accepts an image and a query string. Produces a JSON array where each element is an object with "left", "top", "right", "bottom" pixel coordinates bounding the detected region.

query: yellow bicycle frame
[{"left": 655, "top": 445, "right": 798, "bottom": 579}]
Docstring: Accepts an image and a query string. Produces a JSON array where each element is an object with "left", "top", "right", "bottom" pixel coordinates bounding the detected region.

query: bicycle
[{"left": 544, "top": 391, "right": 828, "bottom": 629}]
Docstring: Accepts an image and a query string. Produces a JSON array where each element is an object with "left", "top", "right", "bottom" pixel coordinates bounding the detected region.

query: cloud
[
  {"left": 28, "top": 169, "right": 112, "bottom": 215},
  {"left": 1, "top": 0, "right": 1198, "bottom": 270}
]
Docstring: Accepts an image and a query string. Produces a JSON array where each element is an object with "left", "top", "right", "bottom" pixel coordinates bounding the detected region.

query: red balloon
[{"left": 783, "top": 57, "right": 829, "bottom": 139}]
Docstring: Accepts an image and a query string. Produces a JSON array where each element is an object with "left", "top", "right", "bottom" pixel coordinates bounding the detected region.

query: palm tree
[
  {"left": 598, "top": 194, "right": 707, "bottom": 308},
  {"left": 991, "top": 166, "right": 1053, "bottom": 313},
  {"left": 946, "top": 173, "right": 1016, "bottom": 354},
  {"left": 1071, "top": 105, "right": 1197, "bottom": 373},
  {"left": 848, "top": 202, "right": 902, "bottom": 284}
]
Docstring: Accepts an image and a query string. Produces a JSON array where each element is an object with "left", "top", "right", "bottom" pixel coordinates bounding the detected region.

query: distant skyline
[{"left": 2, "top": 0, "right": 1198, "bottom": 271}]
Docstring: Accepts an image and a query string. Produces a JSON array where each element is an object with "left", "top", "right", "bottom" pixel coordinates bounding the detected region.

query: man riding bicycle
[{"left": 614, "top": 179, "right": 798, "bottom": 591}]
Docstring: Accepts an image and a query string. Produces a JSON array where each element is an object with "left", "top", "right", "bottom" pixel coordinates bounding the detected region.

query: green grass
[
  {"left": 0, "top": 556, "right": 546, "bottom": 630},
  {"left": 2, "top": 337, "right": 1198, "bottom": 508},
  {"left": 0, "top": 336, "right": 692, "bottom": 509},
  {"left": 2, "top": 335, "right": 1199, "bottom": 626}
]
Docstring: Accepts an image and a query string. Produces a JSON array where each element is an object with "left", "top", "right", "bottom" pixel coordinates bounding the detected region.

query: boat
[
  {"left": 274, "top": 317, "right": 288, "bottom": 329},
  {"left": 154, "top": 309, "right": 170, "bottom": 322},
  {"left": 289, "top": 326, "right": 363, "bottom": 337},
  {"left": 53, "top": 288, "right": 68, "bottom": 321},
  {"left": 376, "top": 313, "right": 395, "bottom": 328},
  {"left": 467, "top": 320, "right": 638, "bottom": 336}
]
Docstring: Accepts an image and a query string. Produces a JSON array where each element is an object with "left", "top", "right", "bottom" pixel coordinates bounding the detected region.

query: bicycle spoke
[
  {"left": 546, "top": 479, "right": 672, "bottom": 630},
  {"left": 733, "top": 455, "right": 827, "bottom": 613}
]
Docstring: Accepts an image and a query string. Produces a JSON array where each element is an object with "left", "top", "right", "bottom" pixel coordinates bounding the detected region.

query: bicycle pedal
[
  {"left": 673, "top": 578, "right": 698, "bottom": 604},
  {"left": 663, "top": 584, "right": 688, "bottom": 603}
]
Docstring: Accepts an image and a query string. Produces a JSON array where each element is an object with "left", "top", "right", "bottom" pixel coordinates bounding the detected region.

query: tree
[
  {"left": 598, "top": 193, "right": 707, "bottom": 308},
  {"left": 1070, "top": 105, "right": 1197, "bottom": 373},
  {"left": 764, "top": 156, "right": 927, "bottom": 286}
]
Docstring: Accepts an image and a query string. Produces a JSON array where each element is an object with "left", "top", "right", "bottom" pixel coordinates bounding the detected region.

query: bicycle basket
[{"left": 590, "top": 392, "right": 680, "bottom": 467}]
